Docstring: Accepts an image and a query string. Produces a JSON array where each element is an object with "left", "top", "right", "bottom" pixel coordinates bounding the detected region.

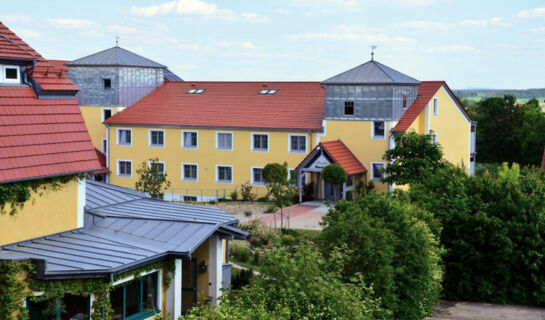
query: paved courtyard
[
  {"left": 259, "top": 201, "right": 329, "bottom": 230},
  {"left": 430, "top": 301, "right": 545, "bottom": 320}
]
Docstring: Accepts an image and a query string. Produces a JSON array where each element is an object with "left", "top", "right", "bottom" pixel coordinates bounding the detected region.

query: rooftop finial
[
  {"left": 115, "top": 36, "right": 119, "bottom": 47},
  {"left": 370, "top": 45, "right": 377, "bottom": 61}
]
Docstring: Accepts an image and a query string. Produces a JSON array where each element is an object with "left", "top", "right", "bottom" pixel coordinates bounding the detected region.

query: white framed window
[
  {"left": 117, "top": 160, "right": 132, "bottom": 177},
  {"left": 432, "top": 132, "right": 438, "bottom": 144},
  {"left": 216, "top": 132, "right": 233, "bottom": 151},
  {"left": 148, "top": 161, "right": 165, "bottom": 175},
  {"left": 372, "top": 121, "right": 385, "bottom": 140},
  {"left": 1, "top": 65, "right": 20, "bottom": 83},
  {"left": 102, "top": 108, "right": 113, "bottom": 122},
  {"left": 371, "top": 162, "right": 385, "bottom": 181},
  {"left": 183, "top": 196, "right": 198, "bottom": 202},
  {"left": 289, "top": 135, "right": 307, "bottom": 153},
  {"left": 216, "top": 165, "right": 233, "bottom": 184},
  {"left": 182, "top": 131, "right": 198, "bottom": 149},
  {"left": 251, "top": 133, "right": 269, "bottom": 152},
  {"left": 117, "top": 128, "right": 132, "bottom": 146},
  {"left": 182, "top": 163, "right": 198, "bottom": 181},
  {"left": 251, "top": 167, "right": 265, "bottom": 185},
  {"left": 149, "top": 129, "right": 165, "bottom": 147},
  {"left": 433, "top": 98, "right": 438, "bottom": 116}
]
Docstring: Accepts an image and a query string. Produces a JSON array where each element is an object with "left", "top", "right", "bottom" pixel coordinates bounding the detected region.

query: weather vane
[
  {"left": 370, "top": 45, "right": 377, "bottom": 61},
  {"left": 116, "top": 36, "right": 119, "bottom": 47}
]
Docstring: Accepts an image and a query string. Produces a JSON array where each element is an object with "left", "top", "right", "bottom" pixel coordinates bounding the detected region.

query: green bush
[
  {"left": 229, "top": 241, "right": 252, "bottom": 263},
  {"left": 230, "top": 190, "right": 238, "bottom": 201},
  {"left": 242, "top": 220, "right": 278, "bottom": 248},
  {"left": 409, "top": 163, "right": 545, "bottom": 306},
  {"left": 256, "top": 196, "right": 269, "bottom": 202},
  {"left": 263, "top": 204, "right": 276, "bottom": 213},
  {"left": 320, "top": 193, "right": 443, "bottom": 320},
  {"left": 240, "top": 181, "right": 256, "bottom": 201},
  {"left": 280, "top": 234, "right": 296, "bottom": 246},
  {"left": 231, "top": 268, "right": 254, "bottom": 290},
  {"left": 185, "top": 241, "right": 390, "bottom": 320}
]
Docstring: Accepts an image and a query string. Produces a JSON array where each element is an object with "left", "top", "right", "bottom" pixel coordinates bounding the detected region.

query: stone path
[{"left": 430, "top": 301, "right": 545, "bottom": 320}]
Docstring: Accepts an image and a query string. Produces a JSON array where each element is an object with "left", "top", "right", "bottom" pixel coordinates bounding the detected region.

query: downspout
[
  {"left": 106, "top": 124, "right": 110, "bottom": 183},
  {"left": 23, "top": 60, "right": 37, "bottom": 86}
]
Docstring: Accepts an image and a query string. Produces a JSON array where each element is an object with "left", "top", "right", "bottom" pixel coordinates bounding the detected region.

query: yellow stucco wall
[
  {"left": 320, "top": 120, "right": 392, "bottom": 192},
  {"left": 80, "top": 106, "right": 118, "bottom": 151},
  {"left": 108, "top": 126, "right": 315, "bottom": 198},
  {"left": 192, "top": 239, "right": 210, "bottom": 300},
  {"left": 0, "top": 179, "right": 80, "bottom": 246}
]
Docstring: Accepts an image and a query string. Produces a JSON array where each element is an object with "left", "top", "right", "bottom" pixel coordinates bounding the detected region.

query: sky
[{"left": 1, "top": 0, "right": 544, "bottom": 89}]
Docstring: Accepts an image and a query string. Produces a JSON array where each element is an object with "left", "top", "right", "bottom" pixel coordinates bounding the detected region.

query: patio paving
[
  {"left": 257, "top": 201, "right": 329, "bottom": 230},
  {"left": 429, "top": 301, "right": 545, "bottom": 320}
]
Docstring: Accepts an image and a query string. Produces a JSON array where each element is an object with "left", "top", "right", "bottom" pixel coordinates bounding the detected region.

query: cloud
[
  {"left": 516, "top": 7, "right": 545, "bottom": 19},
  {"left": 396, "top": 21, "right": 450, "bottom": 30},
  {"left": 272, "top": 8, "right": 292, "bottom": 15},
  {"left": 531, "top": 26, "right": 545, "bottom": 33},
  {"left": 108, "top": 25, "right": 136, "bottom": 34},
  {"left": 217, "top": 41, "right": 256, "bottom": 49},
  {"left": 426, "top": 44, "right": 478, "bottom": 53},
  {"left": 0, "top": 15, "right": 31, "bottom": 23},
  {"left": 130, "top": 0, "right": 269, "bottom": 23},
  {"left": 286, "top": 25, "right": 412, "bottom": 43},
  {"left": 11, "top": 28, "right": 40, "bottom": 38},
  {"left": 461, "top": 17, "right": 511, "bottom": 28},
  {"left": 50, "top": 18, "right": 97, "bottom": 29}
]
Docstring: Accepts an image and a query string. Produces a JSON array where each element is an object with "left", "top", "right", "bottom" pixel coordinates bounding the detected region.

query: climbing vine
[
  {"left": 0, "top": 259, "right": 176, "bottom": 320},
  {"left": 0, "top": 174, "right": 81, "bottom": 216}
]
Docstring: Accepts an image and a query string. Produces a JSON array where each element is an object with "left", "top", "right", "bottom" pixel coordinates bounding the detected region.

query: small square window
[
  {"left": 182, "top": 131, "right": 198, "bottom": 148},
  {"left": 117, "top": 129, "right": 131, "bottom": 145},
  {"left": 183, "top": 164, "right": 198, "bottom": 181},
  {"left": 289, "top": 135, "right": 306, "bottom": 153},
  {"left": 252, "top": 168, "right": 264, "bottom": 185},
  {"left": 217, "top": 166, "right": 233, "bottom": 183},
  {"left": 372, "top": 163, "right": 385, "bottom": 181},
  {"left": 150, "top": 130, "right": 164, "bottom": 147},
  {"left": 103, "top": 109, "right": 112, "bottom": 121},
  {"left": 259, "top": 89, "right": 278, "bottom": 95},
  {"left": 187, "top": 88, "right": 205, "bottom": 94},
  {"left": 373, "top": 121, "right": 385, "bottom": 139},
  {"left": 5, "top": 67, "right": 18, "bottom": 80},
  {"left": 184, "top": 196, "right": 197, "bottom": 202},
  {"left": 103, "top": 78, "right": 112, "bottom": 89},
  {"left": 118, "top": 161, "right": 132, "bottom": 177},
  {"left": 344, "top": 101, "right": 354, "bottom": 115},
  {"left": 252, "top": 134, "right": 268, "bottom": 151},
  {"left": 150, "top": 162, "right": 165, "bottom": 175},
  {"left": 217, "top": 132, "right": 233, "bottom": 150}
]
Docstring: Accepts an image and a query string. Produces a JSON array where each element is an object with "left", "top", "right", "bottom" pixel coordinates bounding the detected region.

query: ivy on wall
[
  {"left": 0, "top": 259, "right": 176, "bottom": 320},
  {"left": 0, "top": 174, "right": 81, "bottom": 216}
]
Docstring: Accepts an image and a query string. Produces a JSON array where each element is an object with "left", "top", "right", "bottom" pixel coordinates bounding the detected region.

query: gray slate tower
[
  {"left": 67, "top": 46, "right": 181, "bottom": 107},
  {"left": 322, "top": 60, "right": 420, "bottom": 120}
]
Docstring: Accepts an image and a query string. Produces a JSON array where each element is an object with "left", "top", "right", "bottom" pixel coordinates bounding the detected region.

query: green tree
[
  {"left": 134, "top": 157, "right": 171, "bottom": 199},
  {"left": 185, "top": 241, "right": 390, "bottom": 320},
  {"left": 408, "top": 163, "right": 545, "bottom": 306},
  {"left": 320, "top": 194, "right": 443, "bottom": 320},
  {"left": 382, "top": 131, "right": 445, "bottom": 185},
  {"left": 322, "top": 164, "right": 347, "bottom": 201},
  {"left": 262, "top": 162, "right": 296, "bottom": 229}
]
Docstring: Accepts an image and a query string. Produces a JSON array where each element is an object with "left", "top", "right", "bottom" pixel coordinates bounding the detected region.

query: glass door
[{"left": 182, "top": 258, "right": 198, "bottom": 314}]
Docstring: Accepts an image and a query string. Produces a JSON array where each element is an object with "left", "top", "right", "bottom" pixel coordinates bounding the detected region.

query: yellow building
[
  {"left": 0, "top": 24, "right": 245, "bottom": 320},
  {"left": 97, "top": 58, "right": 474, "bottom": 201}
]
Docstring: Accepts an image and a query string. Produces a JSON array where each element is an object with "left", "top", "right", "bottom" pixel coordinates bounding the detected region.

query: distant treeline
[{"left": 455, "top": 88, "right": 545, "bottom": 101}]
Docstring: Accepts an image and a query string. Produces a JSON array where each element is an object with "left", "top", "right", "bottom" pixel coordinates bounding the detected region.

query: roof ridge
[{"left": 373, "top": 60, "right": 395, "bottom": 82}]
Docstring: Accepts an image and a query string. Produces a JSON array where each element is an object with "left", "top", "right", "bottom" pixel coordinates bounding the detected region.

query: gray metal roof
[
  {"left": 1, "top": 180, "right": 246, "bottom": 279},
  {"left": 322, "top": 60, "right": 420, "bottom": 85},
  {"left": 86, "top": 179, "right": 149, "bottom": 209},
  {"left": 164, "top": 68, "right": 183, "bottom": 81},
  {"left": 66, "top": 46, "right": 166, "bottom": 68}
]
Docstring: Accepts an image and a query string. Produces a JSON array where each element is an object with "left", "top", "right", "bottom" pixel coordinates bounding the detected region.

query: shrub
[
  {"left": 242, "top": 220, "right": 278, "bottom": 248},
  {"left": 208, "top": 200, "right": 216, "bottom": 205},
  {"left": 280, "top": 234, "right": 296, "bottom": 246},
  {"left": 240, "top": 181, "right": 256, "bottom": 201},
  {"left": 229, "top": 241, "right": 252, "bottom": 263},
  {"left": 231, "top": 268, "right": 254, "bottom": 290},
  {"left": 230, "top": 190, "right": 238, "bottom": 201},
  {"left": 263, "top": 204, "right": 276, "bottom": 213},
  {"left": 256, "top": 196, "right": 269, "bottom": 202},
  {"left": 409, "top": 163, "right": 545, "bottom": 306},
  {"left": 320, "top": 193, "right": 443, "bottom": 320}
]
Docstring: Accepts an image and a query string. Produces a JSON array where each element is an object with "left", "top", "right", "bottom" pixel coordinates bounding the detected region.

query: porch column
[
  {"left": 209, "top": 234, "right": 223, "bottom": 304},
  {"left": 342, "top": 182, "right": 347, "bottom": 199},
  {"left": 165, "top": 259, "right": 182, "bottom": 319},
  {"left": 297, "top": 169, "right": 303, "bottom": 203}
]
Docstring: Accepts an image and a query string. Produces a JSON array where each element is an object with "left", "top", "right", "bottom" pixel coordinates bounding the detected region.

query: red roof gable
[
  {"left": 0, "top": 22, "right": 42, "bottom": 60},
  {"left": 0, "top": 25, "right": 100, "bottom": 183},
  {"left": 393, "top": 81, "right": 472, "bottom": 132},
  {"left": 105, "top": 81, "right": 325, "bottom": 131},
  {"left": 320, "top": 140, "right": 366, "bottom": 175}
]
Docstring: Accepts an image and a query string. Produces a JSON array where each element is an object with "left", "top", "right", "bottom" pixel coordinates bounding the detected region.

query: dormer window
[
  {"left": 187, "top": 88, "right": 205, "bottom": 94},
  {"left": 103, "top": 78, "right": 111, "bottom": 89},
  {"left": 403, "top": 95, "right": 407, "bottom": 109},
  {"left": 259, "top": 89, "right": 277, "bottom": 95},
  {"left": 1, "top": 65, "right": 20, "bottom": 84},
  {"left": 344, "top": 101, "right": 354, "bottom": 115}
]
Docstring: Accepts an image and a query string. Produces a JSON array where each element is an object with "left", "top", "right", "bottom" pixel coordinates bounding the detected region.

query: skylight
[
  {"left": 187, "top": 88, "right": 205, "bottom": 94},
  {"left": 260, "top": 89, "right": 278, "bottom": 95}
]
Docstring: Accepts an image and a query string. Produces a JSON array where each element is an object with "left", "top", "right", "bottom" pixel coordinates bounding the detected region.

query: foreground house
[{"left": 0, "top": 22, "right": 245, "bottom": 319}]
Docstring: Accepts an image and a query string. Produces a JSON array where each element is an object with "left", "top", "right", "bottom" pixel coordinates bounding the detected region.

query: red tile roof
[
  {"left": 0, "top": 25, "right": 100, "bottom": 183},
  {"left": 320, "top": 140, "right": 366, "bottom": 175},
  {"left": 393, "top": 81, "right": 472, "bottom": 132},
  {"left": 0, "top": 22, "right": 42, "bottom": 60},
  {"left": 92, "top": 148, "right": 109, "bottom": 174},
  {"left": 105, "top": 82, "right": 325, "bottom": 130}
]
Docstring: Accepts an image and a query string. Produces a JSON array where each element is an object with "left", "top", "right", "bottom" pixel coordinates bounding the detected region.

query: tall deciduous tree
[
  {"left": 262, "top": 162, "right": 296, "bottom": 229},
  {"left": 382, "top": 131, "right": 445, "bottom": 185},
  {"left": 134, "top": 157, "right": 171, "bottom": 199}
]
